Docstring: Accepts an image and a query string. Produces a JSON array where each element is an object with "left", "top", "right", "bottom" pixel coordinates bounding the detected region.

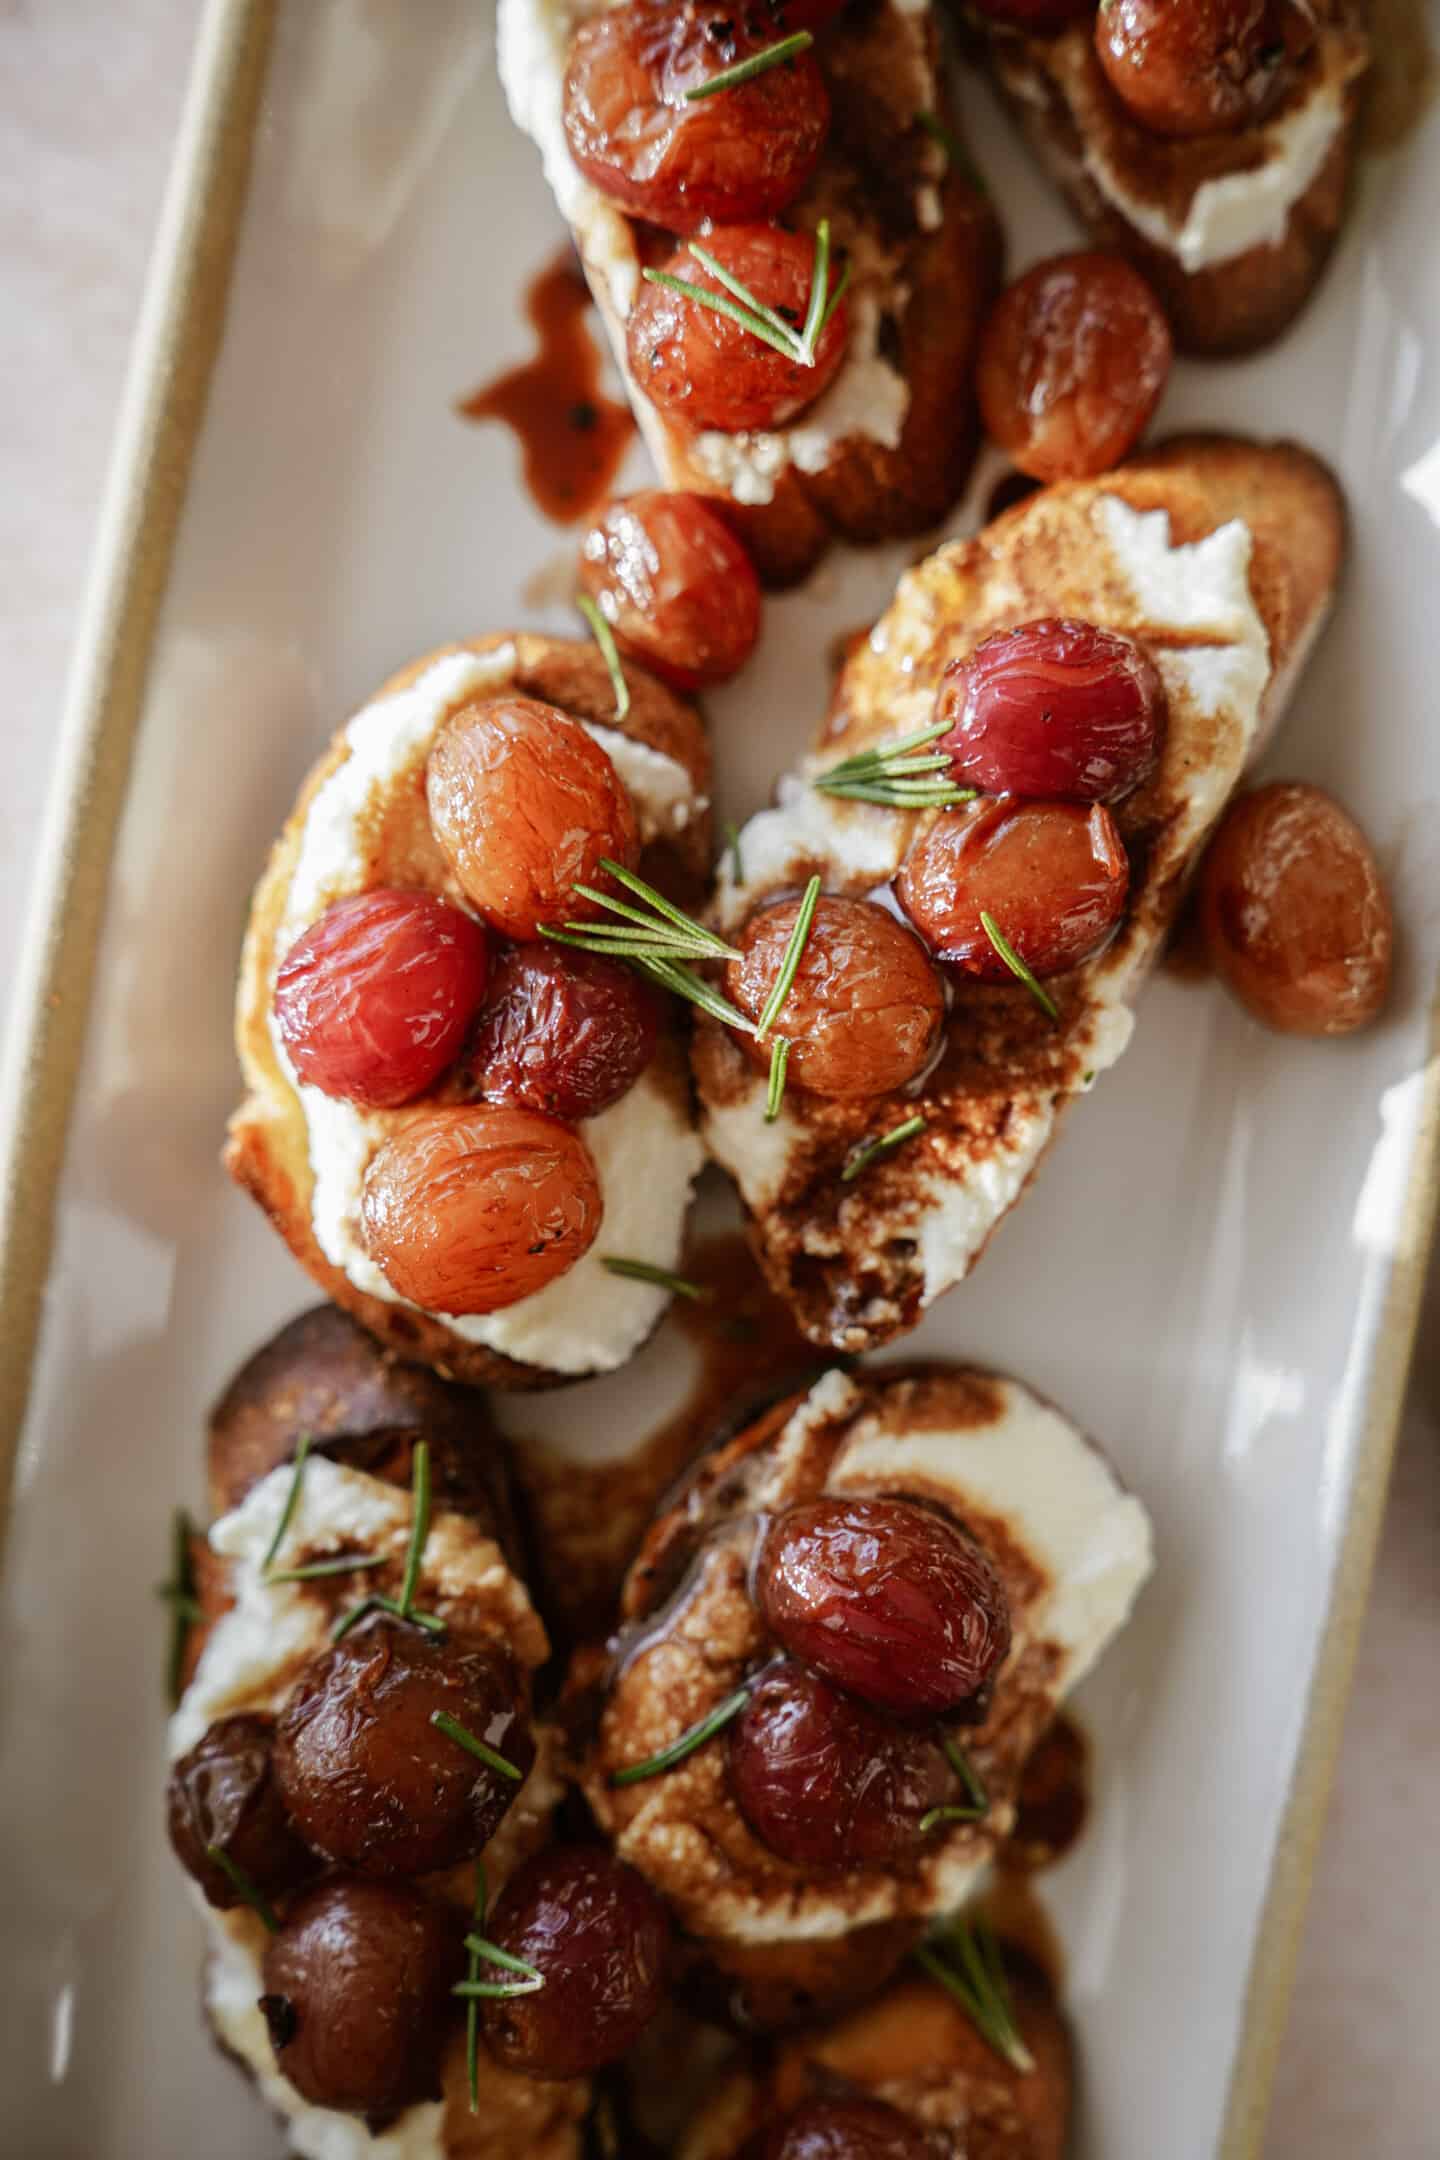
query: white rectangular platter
[{"left": 2, "top": 3, "right": 1438, "bottom": 2156}]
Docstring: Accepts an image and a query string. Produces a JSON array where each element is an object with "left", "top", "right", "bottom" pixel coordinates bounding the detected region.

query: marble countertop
[{"left": 2, "top": 4, "right": 1435, "bottom": 2154}]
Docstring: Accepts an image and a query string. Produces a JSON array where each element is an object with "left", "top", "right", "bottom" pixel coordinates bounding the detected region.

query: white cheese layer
[
  {"left": 702, "top": 497, "right": 1270, "bottom": 1309},
  {"left": 1026, "top": 33, "right": 1350, "bottom": 275},
  {"left": 496, "top": 0, "right": 929, "bottom": 506},
  {"left": 272, "top": 646, "right": 706, "bottom": 1376}
]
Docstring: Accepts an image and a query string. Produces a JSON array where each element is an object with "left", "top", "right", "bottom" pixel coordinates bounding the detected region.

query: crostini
[
  {"left": 963, "top": 0, "right": 1370, "bottom": 355},
  {"left": 574, "top": 1364, "right": 1152, "bottom": 2025},
  {"left": 227, "top": 634, "right": 711, "bottom": 1389},
  {"left": 498, "top": 0, "right": 1002, "bottom": 584},
  {"left": 694, "top": 434, "right": 1345, "bottom": 1352}
]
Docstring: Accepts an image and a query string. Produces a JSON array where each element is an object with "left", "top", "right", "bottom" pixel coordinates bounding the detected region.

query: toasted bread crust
[
  {"left": 507, "top": 0, "right": 1002, "bottom": 586},
  {"left": 226, "top": 634, "right": 711, "bottom": 1391},
  {"left": 971, "top": 5, "right": 1369, "bottom": 356},
  {"left": 694, "top": 437, "right": 1345, "bottom": 1348}
]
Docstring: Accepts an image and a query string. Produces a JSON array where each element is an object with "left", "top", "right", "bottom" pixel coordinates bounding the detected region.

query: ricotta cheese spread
[
  {"left": 701, "top": 496, "right": 1271, "bottom": 1310},
  {"left": 271, "top": 646, "right": 707, "bottom": 1376},
  {"left": 496, "top": 0, "right": 933, "bottom": 505}
]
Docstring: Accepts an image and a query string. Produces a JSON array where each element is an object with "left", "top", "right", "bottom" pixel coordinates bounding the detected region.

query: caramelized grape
[
  {"left": 976, "top": 252, "right": 1172, "bottom": 483},
  {"left": 580, "top": 490, "right": 762, "bottom": 690},
  {"left": 426, "top": 697, "right": 639, "bottom": 943},
  {"left": 260, "top": 1879, "right": 462, "bottom": 2116},
  {"left": 465, "top": 942, "right": 658, "bottom": 1122},
  {"left": 897, "top": 797, "right": 1129, "bottom": 980},
  {"left": 273, "top": 889, "right": 489, "bottom": 1108},
  {"left": 627, "top": 226, "right": 850, "bottom": 435},
  {"left": 167, "top": 1713, "right": 312, "bottom": 1911},
  {"left": 739, "top": 2093, "right": 937, "bottom": 2160},
  {"left": 361, "top": 1105, "right": 602, "bottom": 1315},
  {"left": 755, "top": 1497, "right": 1011, "bottom": 1716},
  {"left": 563, "top": 2, "right": 829, "bottom": 232},
  {"left": 481, "top": 1846, "right": 671, "bottom": 2079},
  {"left": 1096, "top": 0, "right": 1316, "bottom": 139},
  {"left": 937, "top": 618, "right": 1165, "bottom": 804},
  {"left": 273, "top": 1617, "right": 534, "bottom": 1876},
  {"left": 1197, "top": 781, "right": 1393, "bottom": 1035},
  {"left": 729, "top": 1663, "right": 951, "bottom": 1868},
  {"left": 726, "top": 895, "right": 944, "bottom": 1100}
]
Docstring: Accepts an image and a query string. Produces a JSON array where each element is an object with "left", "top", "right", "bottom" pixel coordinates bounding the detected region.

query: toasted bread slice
[
  {"left": 966, "top": 2, "right": 1369, "bottom": 355},
  {"left": 226, "top": 634, "right": 711, "bottom": 1390},
  {"left": 678, "top": 1963, "right": 1071, "bottom": 2160},
  {"left": 577, "top": 1365, "right": 1151, "bottom": 2016},
  {"left": 694, "top": 436, "right": 1345, "bottom": 1352},
  {"left": 498, "top": 0, "right": 1002, "bottom": 585}
]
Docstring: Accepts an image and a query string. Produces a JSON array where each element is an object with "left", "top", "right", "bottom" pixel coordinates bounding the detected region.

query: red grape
[
  {"left": 729, "top": 1662, "right": 951, "bottom": 1868},
  {"left": 167, "top": 1714, "right": 312, "bottom": 1911},
  {"left": 426, "top": 697, "right": 639, "bottom": 944},
  {"left": 1198, "top": 781, "right": 1393, "bottom": 1035},
  {"left": 563, "top": 2, "right": 829, "bottom": 232},
  {"left": 580, "top": 490, "right": 762, "bottom": 690},
  {"left": 897, "top": 796, "right": 1129, "bottom": 980},
  {"left": 1096, "top": 0, "right": 1316, "bottom": 139},
  {"left": 726, "top": 895, "right": 944, "bottom": 1100},
  {"left": 739, "top": 2093, "right": 937, "bottom": 2160},
  {"left": 274, "top": 889, "right": 488, "bottom": 1108},
  {"left": 754, "top": 1497, "right": 1011, "bottom": 1716},
  {"left": 464, "top": 942, "right": 658, "bottom": 1123},
  {"left": 481, "top": 1846, "right": 670, "bottom": 2079},
  {"left": 361, "top": 1105, "right": 602, "bottom": 1315},
  {"left": 937, "top": 617, "right": 1165, "bottom": 804},
  {"left": 977, "top": 252, "right": 1172, "bottom": 482},
  {"left": 628, "top": 226, "right": 849, "bottom": 435}
]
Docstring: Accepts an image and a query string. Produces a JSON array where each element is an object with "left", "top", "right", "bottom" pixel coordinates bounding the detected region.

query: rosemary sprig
[
  {"left": 637, "top": 955, "right": 756, "bottom": 1034},
  {"left": 464, "top": 1935, "right": 546, "bottom": 1983},
  {"left": 920, "top": 1738, "right": 989, "bottom": 1831},
  {"left": 261, "top": 1432, "right": 311, "bottom": 1574},
  {"left": 642, "top": 220, "right": 849, "bottom": 371},
  {"left": 374, "top": 1594, "right": 446, "bottom": 1634},
  {"left": 842, "top": 1113, "right": 927, "bottom": 1184},
  {"left": 611, "top": 1685, "right": 751, "bottom": 1787},
  {"left": 916, "top": 108, "right": 989, "bottom": 197},
  {"left": 916, "top": 1918, "right": 1035, "bottom": 2074},
  {"left": 812, "top": 721, "right": 975, "bottom": 810},
  {"left": 765, "top": 1037, "right": 792, "bottom": 1123},
  {"left": 397, "top": 1440, "right": 431, "bottom": 1618},
  {"left": 158, "top": 1506, "right": 199, "bottom": 1707},
  {"left": 723, "top": 820, "right": 744, "bottom": 883},
  {"left": 576, "top": 593, "right": 631, "bottom": 722},
  {"left": 464, "top": 1864, "right": 486, "bottom": 2110},
  {"left": 602, "top": 1257, "right": 711, "bottom": 1301},
  {"left": 684, "top": 28, "right": 813, "bottom": 100},
  {"left": 431, "top": 1709, "right": 525, "bottom": 1783},
  {"left": 544, "top": 859, "right": 740, "bottom": 966},
  {"left": 454, "top": 1919, "right": 546, "bottom": 2001},
  {"left": 756, "top": 875, "right": 821, "bottom": 1040},
  {"left": 206, "top": 1846, "right": 279, "bottom": 1933},
  {"left": 268, "top": 1553, "right": 385, "bottom": 1583},
  {"left": 980, "top": 913, "right": 1060, "bottom": 1022}
]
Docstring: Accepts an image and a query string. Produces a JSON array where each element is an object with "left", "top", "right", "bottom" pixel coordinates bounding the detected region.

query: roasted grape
[
  {"left": 739, "top": 2093, "right": 937, "bottom": 2160},
  {"left": 563, "top": 2, "right": 829, "bottom": 232},
  {"left": 729, "top": 1662, "right": 951, "bottom": 1868},
  {"left": 273, "top": 889, "right": 489, "bottom": 1107},
  {"left": 465, "top": 942, "right": 658, "bottom": 1122},
  {"left": 426, "top": 697, "right": 639, "bottom": 943},
  {"left": 897, "top": 797, "right": 1129, "bottom": 981},
  {"left": 260, "top": 1879, "right": 462, "bottom": 2116},
  {"left": 361, "top": 1104, "right": 603, "bottom": 1315},
  {"left": 167, "top": 1713, "right": 312, "bottom": 1911},
  {"left": 1096, "top": 0, "right": 1316, "bottom": 139},
  {"left": 481, "top": 1846, "right": 671, "bottom": 2080},
  {"left": 273, "top": 1618, "right": 534, "bottom": 1876},
  {"left": 726, "top": 895, "right": 944, "bottom": 1099},
  {"left": 580, "top": 491, "right": 763, "bottom": 690},
  {"left": 976, "top": 252, "right": 1172, "bottom": 483},
  {"left": 937, "top": 618, "right": 1165, "bottom": 804},
  {"left": 627, "top": 226, "right": 850, "bottom": 435},
  {"left": 1197, "top": 781, "right": 1393, "bottom": 1035},
  {"left": 754, "top": 1497, "right": 1011, "bottom": 1716}
]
